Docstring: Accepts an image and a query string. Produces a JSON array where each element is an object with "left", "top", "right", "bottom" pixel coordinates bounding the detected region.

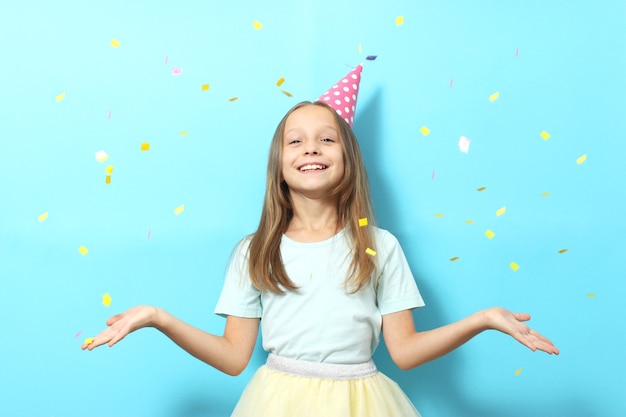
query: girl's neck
[{"left": 285, "top": 197, "right": 342, "bottom": 243}]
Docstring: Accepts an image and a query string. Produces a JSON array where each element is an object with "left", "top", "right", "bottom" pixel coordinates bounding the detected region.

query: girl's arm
[
  {"left": 382, "top": 307, "right": 559, "bottom": 370},
  {"left": 81, "top": 305, "right": 259, "bottom": 376}
]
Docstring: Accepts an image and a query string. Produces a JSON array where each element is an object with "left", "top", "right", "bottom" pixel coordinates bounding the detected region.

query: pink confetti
[
  {"left": 164, "top": 55, "right": 169, "bottom": 64},
  {"left": 432, "top": 170, "right": 435, "bottom": 180},
  {"left": 172, "top": 67, "right": 183, "bottom": 76},
  {"left": 147, "top": 229, "right": 151, "bottom": 239},
  {"left": 450, "top": 78, "right": 453, "bottom": 88},
  {"left": 108, "top": 110, "right": 111, "bottom": 120},
  {"left": 515, "top": 48, "right": 519, "bottom": 58},
  {"left": 75, "top": 331, "right": 82, "bottom": 338}
]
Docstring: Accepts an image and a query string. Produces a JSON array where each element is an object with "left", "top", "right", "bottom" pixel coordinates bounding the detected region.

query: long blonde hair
[{"left": 248, "top": 101, "right": 376, "bottom": 293}]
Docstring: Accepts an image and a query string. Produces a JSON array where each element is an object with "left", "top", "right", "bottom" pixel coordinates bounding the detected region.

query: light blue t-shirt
[{"left": 214, "top": 227, "right": 425, "bottom": 364}]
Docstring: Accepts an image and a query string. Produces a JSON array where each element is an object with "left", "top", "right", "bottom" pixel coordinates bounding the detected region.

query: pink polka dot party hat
[{"left": 318, "top": 64, "right": 363, "bottom": 127}]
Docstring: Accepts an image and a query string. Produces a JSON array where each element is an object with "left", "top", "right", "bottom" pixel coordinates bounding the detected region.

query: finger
[
  {"left": 513, "top": 312, "right": 531, "bottom": 322},
  {"left": 106, "top": 313, "right": 125, "bottom": 326}
]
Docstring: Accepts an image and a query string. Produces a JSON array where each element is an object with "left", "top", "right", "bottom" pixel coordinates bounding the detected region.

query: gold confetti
[
  {"left": 477, "top": 186, "right": 487, "bottom": 192},
  {"left": 365, "top": 247, "right": 377, "bottom": 256},
  {"left": 179, "top": 131, "right": 189, "bottom": 135},
  {"left": 95, "top": 150, "right": 109, "bottom": 163},
  {"left": 540, "top": 131, "right": 551, "bottom": 140},
  {"left": 489, "top": 92, "right": 500, "bottom": 102},
  {"left": 515, "top": 368, "right": 522, "bottom": 376},
  {"left": 434, "top": 213, "right": 444, "bottom": 217},
  {"left": 586, "top": 293, "right": 596, "bottom": 297},
  {"left": 252, "top": 20, "right": 263, "bottom": 30},
  {"left": 276, "top": 77, "right": 285, "bottom": 87},
  {"left": 558, "top": 248, "right": 568, "bottom": 254},
  {"left": 140, "top": 142, "right": 150, "bottom": 151},
  {"left": 576, "top": 154, "right": 587, "bottom": 164},
  {"left": 55, "top": 92, "right": 66, "bottom": 102},
  {"left": 78, "top": 246, "right": 89, "bottom": 255},
  {"left": 395, "top": 16, "right": 404, "bottom": 26},
  {"left": 174, "top": 205, "right": 185, "bottom": 215},
  {"left": 541, "top": 192, "right": 551, "bottom": 197},
  {"left": 105, "top": 175, "right": 111, "bottom": 184},
  {"left": 509, "top": 261, "right": 520, "bottom": 271},
  {"left": 229, "top": 97, "right": 239, "bottom": 102},
  {"left": 420, "top": 126, "right": 430, "bottom": 136},
  {"left": 102, "top": 293, "right": 112, "bottom": 307},
  {"left": 105, "top": 165, "right": 114, "bottom": 175},
  {"left": 485, "top": 229, "right": 495, "bottom": 239},
  {"left": 496, "top": 206, "right": 506, "bottom": 216},
  {"left": 464, "top": 219, "right": 474, "bottom": 224},
  {"left": 110, "top": 39, "right": 120, "bottom": 48},
  {"left": 281, "top": 90, "right": 293, "bottom": 97},
  {"left": 38, "top": 212, "right": 49, "bottom": 222},
  {"left": 358, "top": 218, "right": 368, "bottom": 227},
  {"left": 201, "top": 83, "right": 210, "bottom": 91},
  {"left": 84, "top": 337, "right": 94, "bottom": 345},
  {"left": 450, "top": 256, "right": 460, "bottom": 262}
]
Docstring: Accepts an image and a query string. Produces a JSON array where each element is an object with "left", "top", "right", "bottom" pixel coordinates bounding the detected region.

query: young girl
[{"left": 83, "top": 69, "right": 559, "bottom": 416}]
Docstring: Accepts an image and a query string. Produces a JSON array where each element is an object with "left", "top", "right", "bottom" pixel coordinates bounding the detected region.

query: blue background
[{"left": 1, "top": 1, "right": 624, "bottom": 416}]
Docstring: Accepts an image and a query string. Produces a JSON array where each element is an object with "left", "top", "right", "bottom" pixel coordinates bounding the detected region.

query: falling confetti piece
[
  {"left": 38, "top": 212, "right": 49, "bottom": 222},
  {"left": 509, "top": 261, "right": 520, "bottom": 271},
  {"left": 576, "top": 154, "right": 587, "bottom": 164},
  {"left": 358, "top": 43, "right": 363, "bottom": 54},
  {"left": 108, "top": 110, "right": 112, "bottom": 120},
  {"left": 140, "top": 142, "right": 150, "bottom": 151},
  {"left": 276, "top": 77, "right": 285, "bottom": 87},
  {"left": 229, "top": 97, "right": 239, "bottom": 102},
  {"left": 485, "top": 229, "right": 495, "bottom": 239},
  {"left": 395, "top": 16, "right": 404, "bottom": 26},
  {"left": 281, "top": 90, "right": 293, "bottom": 97},
  {"left": 147, "top": 229, "right": 151, "bottom": 239},
  {"left": 164, "top": 55, "right": 169, "bottom": 64},
  {"left": 450, "top": 78, "right": 453, "bottom": 88},
  {"left": 95, "top": 150, "right": 109, "bottom": 163},
  {"left": 496, "top": 206, "right": 506, "bottom": 216},
  {"left": 253, "top": 20, "right": 263, "bottom": 30},
  {"left": 55, "top": 92, "right": 66, "bottom": 102},
  {"left": 78, "top": 246, "right": 89, "bottom": 255},
  {"left": 515, "top": 48, "right": 519, "bottom": 58},
  {"left": 458, "top": 136, "right": 471, "bottom": 153},
  {"left": 489, "top": 92, "right": 500, "bottom": 102},
  {"left": 515, "top": 368, "right": 522, "bottom": 376},
  {"left": 179, "top": 131, "right": 189, "bottom": 135},
  {"left": 434, "top": 213, "right": 444, "bottom": 217},
  {"left": 358, "top": 218, "right": 368, "bottom": 227},
  {"left": 201, "top": 83, "right": 210, "bottom": 91},
  {"left": 477, "top": 187, "right": 487, "bottom": 192},
  {"left": 366, "top": 55, "right": 378, "bottom": 61},
  {"left": 105, "top": 175, "right": 111, "bottom": 184},
  {"left": 172, "top": 67, "right": 183, "bottom": 76},
  {"left": 540, "top": 131, "right": 551, "bottom": 140},
  {"left": 75, "top": 331, "right": 82, "bottom": 338},
  {"left": 174, "top": 205, "right": 185, "bottom": 215},
  {"left": 464, "top": 220, "right": 474, "bottom": 224},
  {"left": 541, "top": 192, "right": 551, "bottom": 197},
  {"left": 102, "top": 293, "right": 112, "bottom": 307},
  {"left": 84, "top": 337, "right": 94, "bottom": 345},
  {"left": 365, "top": 248, "right": 377, "bottom": 256},
  {"left": 105, "top": 165, "right": 114, "bottom": 175},
  {"left": 420, "top": 126, "right": 430, "bottom": 136},
  {"left": 586, "top": 293, "right": 596, "bottom": 297},
  {"left": 450, "top": 257, "right": 460, "bottom": 262},
  {"left": 558, "top": 249, "right": 568, "bottom": 254},
  {"left": 110, "top": 39, "right": 120, "bottom": 48},
  {"left": 431, "top": 170, "right": 435, "bottom": 180}
]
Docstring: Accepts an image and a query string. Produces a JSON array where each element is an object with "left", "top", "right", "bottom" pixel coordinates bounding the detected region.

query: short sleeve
[
  {"left": 375, "top": 230, "right": 425, "bottom": 315},
  {"left": 214, "top": 238, "right": 263, "bottom": 318}
]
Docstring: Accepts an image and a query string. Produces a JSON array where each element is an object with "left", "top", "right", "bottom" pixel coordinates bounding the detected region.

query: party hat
[{"left": 318, "top": 64, "right": 363, "bottom": 127}]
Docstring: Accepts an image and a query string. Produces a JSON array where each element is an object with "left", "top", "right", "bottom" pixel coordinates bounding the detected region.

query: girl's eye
[
  {"left": 322, "top": 137, "right": 335, "bottom": 142},
  {"left": 288, "top": 139, "right": 301, "bottom": 145}
]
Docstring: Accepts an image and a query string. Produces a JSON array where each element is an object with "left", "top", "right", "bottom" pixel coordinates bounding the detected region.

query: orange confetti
[{"left": 276, "top": 77, "right": 285, "bottom": 87}]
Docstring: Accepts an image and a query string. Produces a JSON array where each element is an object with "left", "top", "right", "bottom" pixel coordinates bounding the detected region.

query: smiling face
[{"left": 281, "top": 104, "right": 345, "bottom": 200}]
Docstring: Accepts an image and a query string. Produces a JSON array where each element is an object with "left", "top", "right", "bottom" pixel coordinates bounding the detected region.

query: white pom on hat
[{"left": 317, "top": 64, "right": 363, "bottom": 127}]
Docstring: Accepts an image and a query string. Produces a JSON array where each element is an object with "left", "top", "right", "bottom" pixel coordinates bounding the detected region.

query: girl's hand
[
  {"left": 81, "top": 305, "right": 159, "bottom": 351},
  {"left": 482, "top": 307, "right": 560, "bottom": 355}
]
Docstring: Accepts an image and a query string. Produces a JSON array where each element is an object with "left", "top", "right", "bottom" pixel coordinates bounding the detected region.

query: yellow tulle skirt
[{"left": 231, "top": 354, "right": 421, "bottom": 417}]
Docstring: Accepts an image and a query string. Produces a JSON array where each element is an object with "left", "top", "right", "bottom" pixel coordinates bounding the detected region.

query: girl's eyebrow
[{"left": 284, "top": 125, "right": 338, "bottom": 136}]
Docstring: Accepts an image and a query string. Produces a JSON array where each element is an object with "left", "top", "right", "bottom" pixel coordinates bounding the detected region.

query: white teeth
[{"left": 300, "top": 164, "right": 326, "bottom": 172}]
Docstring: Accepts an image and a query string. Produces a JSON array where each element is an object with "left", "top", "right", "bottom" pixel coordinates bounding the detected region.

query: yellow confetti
[
  {"left": 586, "top": 293, "right": 596, "bottom": 297},
  {"left": 102, "top": 293, "right": 112, "bottom": 307},
  {"left": 229, "top": 97, "right": 239, "bottom": 102},
  {"left": 201, "top": 83, "right": 210, "bottom": 91},
  {"left": 358, "top": 43, "right": 363, "bottom": 54},
  {"left": 84, "top": 337, "right": 94, "bottom": 345},
  {"left": 105, "top": 165, "right": 114, "bottom": 175},
  {"left": 105, "top": 175, "right": 111, "bottom": 184},
  {"left": 576, "top": 154, "right": 587, "bottom": 164},
  {"left": 55, "top": 92, "right": 66, "bottom": 102},
  {"left": 489, "top": 92, "right": 500, "bottom": 102},
  {"left": 434, "top": 213, "right": 444, "bottom": 217},
  {"left": 365, "top": 247, "right": 377, "bottom": 256},
  {"left": 477, "top": 186, "right": 487, "bottom": 192},
  {"left": 95, "top": 150, "right": 109, "bottom": 163},
  {"left": 464, "top": 219, "right": 474, "bottom": 224},
  {"left": 509, "top": 261, "right": 520, "bottom": 271},
  {"left": 541, "top": 192, "right": 551, "bottom": 197},
  {"left": 540, "top": 131, "right": 551, "bottom": 140},
  {"left": 252, "top": 20, "right": 263, "bottom": 30},
  {"left": 179, "top": 131, "right": 189, "bottom": 135},
  {"left": 110, "top": 39, "right": 120, "bottom": 48},
  {"left": 515, "top": 368, "right": 522, "bottom": 376},
  {"left": 38, "top": 212, "right": 49, "bottom": 222},
  {"left": 420, "top": 126, "right": 430, "bottom": 136},
  {"left": 450, "top": 256, "right": 460, "bottom": 262},
  {"left": 485, "top": 229, "right": 495, "bottom": 239},
  {"left": 140, "top": 142, "right": 150, "bottom": 151},
  {"left": 281, "top": 90, "right": 293, "bottom": 97},
  {"left": 496, "top": 206, "right": 506, "bottom": 216},
  {"left": 558, "top": 248, "right": 568, "bottom": 254},
  {"left": 395, "top": 16, "right": 404, "bottom": 26},
  {"left": 358, "top": 218, "right": 368, "bottom": 227},
  {"left": 174, "top": 205, "right": 185, "bottom": 215},
  {"left": 78, "top": 246, "right": 89, "bottom": 255},
  {"left": 276, "top": 77, "right": 285, "bottom": 87}
]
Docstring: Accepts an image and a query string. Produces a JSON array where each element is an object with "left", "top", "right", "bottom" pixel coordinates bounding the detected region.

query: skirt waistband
[{"left": 265, "top": 353, "right": 378, "bottom": 380}]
